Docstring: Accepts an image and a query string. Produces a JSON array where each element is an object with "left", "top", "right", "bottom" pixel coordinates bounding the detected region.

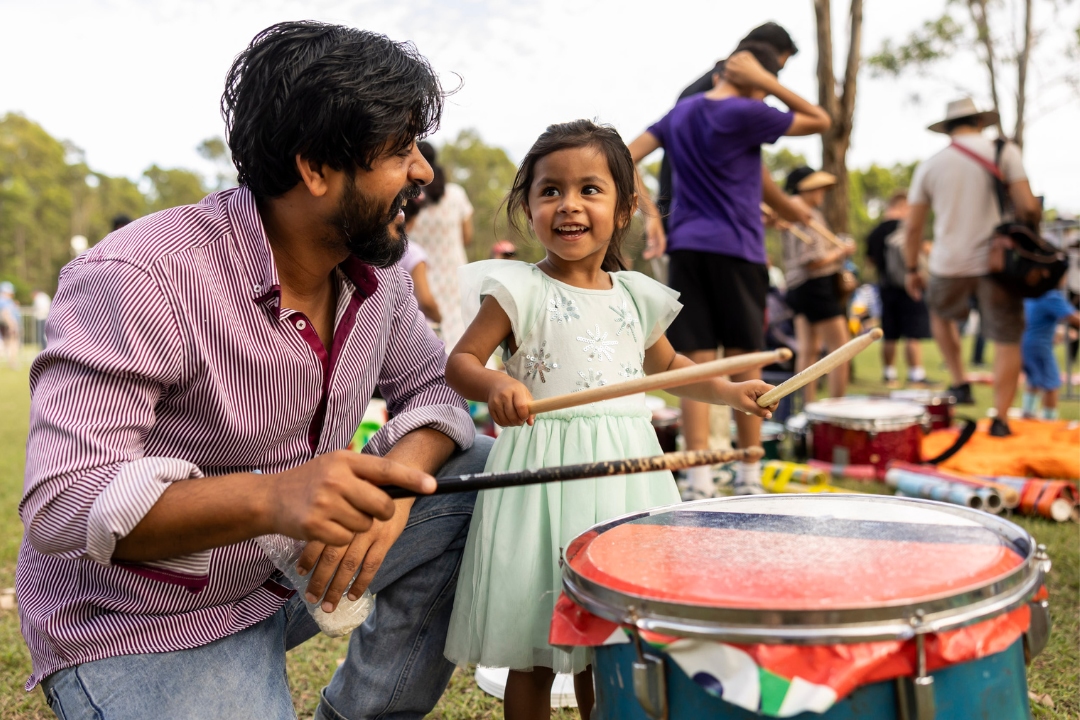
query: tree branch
[
  {"left": 967, "top": 0, "right": 1005, "bottom": 135},
  {"left": 1014, "top": 0, "right": 1033, "bottom": 147}
]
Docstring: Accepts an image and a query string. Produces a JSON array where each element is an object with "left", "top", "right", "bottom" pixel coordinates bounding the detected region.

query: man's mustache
[{"left": 387, "top": 184, "right": 422, "bottom": 222}]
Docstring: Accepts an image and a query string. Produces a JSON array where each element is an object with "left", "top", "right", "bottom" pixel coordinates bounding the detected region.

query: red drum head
[{"left": 562, "top": 496, "right": 1043, "bottom": 642}]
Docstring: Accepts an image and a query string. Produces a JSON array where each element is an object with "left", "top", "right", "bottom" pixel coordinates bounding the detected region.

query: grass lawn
[{"left": 1, "top": 339, "right": 1077, "bottom": 719}]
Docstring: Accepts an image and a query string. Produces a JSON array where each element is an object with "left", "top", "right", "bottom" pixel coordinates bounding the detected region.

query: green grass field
[{"left": 1, "top": 340, "right": 1077, "bottom": 719}]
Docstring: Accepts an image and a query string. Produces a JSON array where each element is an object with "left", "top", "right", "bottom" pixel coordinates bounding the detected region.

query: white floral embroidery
[
  {"left": 610, "top": 301, "right": 639, "bottom": 342},
  {"left": 524, "top": 341, "right": 559, "bottom": 383},
  {"left": 576, "top": 324, "right": 617, "bottom": 362},
  {"left": 548, "top": 292, "right": 580, "bottom": 324},
  {"left": 620, "top": 362, "right": 642, "bottom": 379},
  {"left": 574, "top": 368, "right": 606, "bottom": 391}
]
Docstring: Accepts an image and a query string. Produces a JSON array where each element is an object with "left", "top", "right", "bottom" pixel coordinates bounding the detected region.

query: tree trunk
[
  {"left": 815, "top": 0, "right": 863, "bottom": 235},
  {"left": 1014, "top": 0, "right": 1034, "bottom": 147},
  {"left": 967, "top": 0, "right": 1005, "bottom": 136}
]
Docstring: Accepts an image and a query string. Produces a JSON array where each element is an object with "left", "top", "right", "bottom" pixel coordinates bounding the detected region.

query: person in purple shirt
[
  {"left": 628, "top": 43, "right": 830, "bottom": 497},
  {"left": 20, "top": 21, "right": 492, "bottom": 720}
]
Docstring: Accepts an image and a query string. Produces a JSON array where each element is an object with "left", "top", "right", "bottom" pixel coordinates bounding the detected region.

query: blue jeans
[{"left": 40, "top": 436, "right": 491, "bottom": 720}]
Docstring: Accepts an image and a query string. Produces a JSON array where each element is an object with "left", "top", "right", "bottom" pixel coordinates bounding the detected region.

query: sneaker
[
  {"left": 947, "top": 382, "right": 975, "bottom": 405},
  {"left": 733, "top": 482, "right": 767, "bottom": 496},
  {"left": 989, "top": 417, "right": 1012, "bottom": 437}
]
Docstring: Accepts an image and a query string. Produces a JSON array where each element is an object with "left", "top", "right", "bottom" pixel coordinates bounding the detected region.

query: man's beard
[{"left": 328, "top": 175, "right": 420, "bottom": 268}]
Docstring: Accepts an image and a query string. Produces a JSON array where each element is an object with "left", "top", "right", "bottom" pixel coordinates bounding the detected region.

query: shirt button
[
  {"left": 295, "top": 319, "right": 307, "bottom": 330},
  {"left": 253, "top": 284, "right": 262, "bottom": 293}
]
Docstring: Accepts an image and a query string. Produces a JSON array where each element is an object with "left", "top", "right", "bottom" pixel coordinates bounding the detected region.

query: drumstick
[
  {"left": 807, "top": 218, "right": 850, "bottom": 251},
  {"left": 383, "top": 447, "right": 765, "bottom": 499},
  {"left": 756, "top": 329, "right": 883, "bottom": 407},
  {"left": 760, "top": 203, "right": 814, "bottom": 246},
  {"left": 526, "top": 349, "right": 791, "bottom": 416}
]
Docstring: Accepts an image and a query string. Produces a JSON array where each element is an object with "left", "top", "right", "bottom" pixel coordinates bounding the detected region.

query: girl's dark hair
[
  {"left": 505, "top": 119, "right": 636, "bottom": 272},
  {"left": 222, "top": 21, "right": 445, "bottom": 199}
]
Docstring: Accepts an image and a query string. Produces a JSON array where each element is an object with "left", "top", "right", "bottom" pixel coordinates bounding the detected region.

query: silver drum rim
[{"left": 560, "top": 495, "right": 1045, "bottom": 644}]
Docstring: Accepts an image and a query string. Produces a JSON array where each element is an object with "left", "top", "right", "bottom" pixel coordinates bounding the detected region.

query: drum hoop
[
  {"left": 804, "top": 397, "right": 930, "bottom": 431},
  {"left": 560, "top": 495, "right": 1042, "bottom": 644}
]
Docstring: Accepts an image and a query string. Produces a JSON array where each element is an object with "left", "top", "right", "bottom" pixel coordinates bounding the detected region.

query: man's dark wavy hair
[{"left": 222, "top": 21, "right": 445, "bottom": 199}]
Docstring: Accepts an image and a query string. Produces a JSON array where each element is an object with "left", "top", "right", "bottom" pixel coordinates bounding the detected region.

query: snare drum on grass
[
  {"left": 804, "top": 397, "right": 928, "bottom": 473},
  {"left": 731, "top": 420, "right": 786, "bottom": 460},
  {"left": 889, "top": 389, "right": 958, "bottom": 432},
  {"left": 559, "top": 495, "right": 1049, "bottom": 720}
]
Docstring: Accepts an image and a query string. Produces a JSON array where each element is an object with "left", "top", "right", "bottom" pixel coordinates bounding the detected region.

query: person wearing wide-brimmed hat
[
  {"left": 780, "top": 166, "right": 856, "bottom": 403},
  {"left": 903, "top": 97, "right": 1041, "bottom": 436}
]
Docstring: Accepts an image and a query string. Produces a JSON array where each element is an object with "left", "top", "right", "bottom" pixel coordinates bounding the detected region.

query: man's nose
[{"left": 409, "top": 144, "right": 434, "bottom": 186}]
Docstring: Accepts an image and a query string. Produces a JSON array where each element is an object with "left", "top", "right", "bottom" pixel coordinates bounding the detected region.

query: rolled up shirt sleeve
[
  {"left": 20, "top": 257, "right": 203, "bottom": 569},
  {"left": 364, "top": 270, "right": 474, "bottom": 456}
]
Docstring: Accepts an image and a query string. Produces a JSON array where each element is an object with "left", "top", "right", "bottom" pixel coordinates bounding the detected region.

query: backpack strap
[{"left": 950, "top": 139, "right": 1010, "bottom": 219}]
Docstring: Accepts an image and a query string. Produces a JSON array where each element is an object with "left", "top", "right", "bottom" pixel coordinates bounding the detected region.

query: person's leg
[
  {"left": 905, "top": 340, "right": 926, "bottom": 383},
  {"left": 978, "top": 278, "right": 1024, "bottom": 433},
  {"left": 931, "top": 314, "right": 965, "bottom": 387},
  {"left": 926, "top": 276, "right": 976, "bottom": 395},
  {"left": 682, "top": 349, "right": 717, "bottom": 496},
  {"left": 574, "top": 667, "right": 595, "bottom": 720},
  {"left": 794, "top": 316, "right": 819, "bottom": 404},
  {"left": 1042, "top": 388, "right": 1059, "bottom": 419},
  {"left": 882, "top": 340, "right": 898, "bottom": 382},
  {"left": 818, "top": 316, "right": 850, "bottom": 398},
  {"left": 504, "top": 667, "right": 556, "bottom": 720},
  {"left": 40, "top": 607, "right": 295, "bottom": 720},
  {"left": 317, "top": 435, "right": 492, "bottom": 720}
]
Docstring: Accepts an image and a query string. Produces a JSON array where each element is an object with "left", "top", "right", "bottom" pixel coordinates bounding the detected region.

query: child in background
[
  {"left": 443, "top": 120, "right": 776, "bottom": 719},
  {"left": 1022, "top": 283, "right": 1080, "bottom": 419}
]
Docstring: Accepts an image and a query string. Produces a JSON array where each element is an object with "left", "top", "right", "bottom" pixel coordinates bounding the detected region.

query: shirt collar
[{"left": 225, "top": 186, "right": 380, "bottom": 316}]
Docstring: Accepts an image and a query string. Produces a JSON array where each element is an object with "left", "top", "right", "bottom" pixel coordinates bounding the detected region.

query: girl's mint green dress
[{"left": 444, "top": 260, "right": 683, "bottom": 674}]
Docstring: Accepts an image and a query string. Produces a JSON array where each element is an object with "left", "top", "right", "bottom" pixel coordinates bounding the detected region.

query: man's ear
[{"left": 295, "top": 154, "right": 330, "bottom": 198}]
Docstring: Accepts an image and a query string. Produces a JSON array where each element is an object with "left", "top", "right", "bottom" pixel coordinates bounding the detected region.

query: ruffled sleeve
[
  {"left": 458, "top": 260, "right": 545, "bottom": 348},
  {"left": 613, "top": 271, "right": 683, "bottom": 348}
]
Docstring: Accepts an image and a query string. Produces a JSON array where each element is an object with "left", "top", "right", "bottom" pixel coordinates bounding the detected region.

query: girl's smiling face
[{"left": 525, "top": 146, "right": 620, "bottom": 267}]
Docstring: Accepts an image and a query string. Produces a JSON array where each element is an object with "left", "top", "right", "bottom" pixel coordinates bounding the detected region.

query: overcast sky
[{"left": 2, "top": 0, "right": 1078, "bottom": 212}]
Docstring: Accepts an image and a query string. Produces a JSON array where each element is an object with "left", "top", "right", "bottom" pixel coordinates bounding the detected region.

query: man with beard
[{"left": 18, "top": 22, "right": 490, "bottom": 720}]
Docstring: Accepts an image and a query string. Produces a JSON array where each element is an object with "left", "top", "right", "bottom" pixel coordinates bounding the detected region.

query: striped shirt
[{"left": 17, "top": 186, "right": 474, "bottom": 689}]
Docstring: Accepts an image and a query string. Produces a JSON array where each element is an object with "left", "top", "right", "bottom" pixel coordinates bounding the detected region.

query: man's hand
[
  {"left": 294, "top": 498, "right": 413, "bottom": 612},
  {"left": 905, "top": 271, "right": 926, "bottom": 302},
  {"left": 264, "top": 451, "right": 435, "bottom": 547},
  {"left": 643, "top": 215, "right": 667, "bottom": 260},
  {"left": 724, "top": 51, "right": 774, "bottom": 92}
]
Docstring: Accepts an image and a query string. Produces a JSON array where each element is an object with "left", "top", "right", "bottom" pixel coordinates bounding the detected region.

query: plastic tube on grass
[{"left": 255, "top": 534, "right": 375, "bottom": 638}]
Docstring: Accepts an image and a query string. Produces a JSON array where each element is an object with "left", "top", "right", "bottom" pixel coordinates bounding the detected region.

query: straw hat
[
  {"left": 784, "top": 166, "right": 837, "bottom": 194},
  {"left": 928, "top": 97, "right": 1000, "bottom": 134}
]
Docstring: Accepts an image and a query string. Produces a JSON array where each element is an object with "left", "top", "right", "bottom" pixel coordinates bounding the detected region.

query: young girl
[
  {"left": 779, "top": 166, "right": 856, "bottom": 403},
  {"left": 443, "top": 120, "right": 776, "bottom": 719}
]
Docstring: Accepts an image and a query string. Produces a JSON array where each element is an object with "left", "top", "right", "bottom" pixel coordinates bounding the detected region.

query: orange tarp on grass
[{"left": 922, "top": 419, "right": 1080, "bottom": 480}]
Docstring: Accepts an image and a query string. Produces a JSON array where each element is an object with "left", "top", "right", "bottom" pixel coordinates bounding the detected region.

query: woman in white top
[{"left": 409, "top": 142, "right": 474, "bottom": 351}]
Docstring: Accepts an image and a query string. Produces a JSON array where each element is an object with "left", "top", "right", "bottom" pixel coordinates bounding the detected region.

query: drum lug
[
  {"left": 1024, "top": 596, "right": 1051, "bottom": 664},
  {"left": 897, "top": 612, "right": 936, "bottom": 720},
  {"left": 629, "top": 625, "right": 668, "bottom": 720}
]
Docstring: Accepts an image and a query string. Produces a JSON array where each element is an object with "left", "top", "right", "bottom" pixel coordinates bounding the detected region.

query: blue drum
[{"left": 559, "top": 495, "right": 1051, "bottom": 720}]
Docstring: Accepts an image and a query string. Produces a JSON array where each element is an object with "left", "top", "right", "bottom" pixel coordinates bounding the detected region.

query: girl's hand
[
  {"left": 487, "top": 375, "right": 535, "bottom": 427},
  {"left": 721, "top": 379, "right": 777, "bottom": 419}
]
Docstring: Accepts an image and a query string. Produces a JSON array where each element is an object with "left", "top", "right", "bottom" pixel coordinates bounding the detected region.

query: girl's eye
[
  {"left": 582, "top": 185, "right": 600, "bottom": 196},
  {"left": 540, "top": 187, "right": 560, "bottom": 197}
]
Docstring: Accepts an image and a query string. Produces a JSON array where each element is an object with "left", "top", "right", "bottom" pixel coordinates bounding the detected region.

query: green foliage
[
  {"left": 848, "top": 162, "right": 917, "bottom": 242},
  {"left": 436, "top": 129, "right": 519, "bottom": 262},
  {"left": 0, "top": 114, "right": 211, "bottom": 295},
  {"left": 867, "top": 15, "right": 965, "bottom": 76},
  {"left": 197, "top": 136, "right": 237, "bottom": 191},
  {"left": 763, "top": 148, "right": 809, "bottom": 178},
  {"left": 142, "top": 164, "right": 207, "bottom": 213}
]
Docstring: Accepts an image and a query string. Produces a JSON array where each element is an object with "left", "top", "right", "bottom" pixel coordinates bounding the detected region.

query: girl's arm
[
  {"left": 408, "top": 263, "right": 442, "bottom": 324},
  {"left": 445, "top": 296, "right": 535, "bottom": 427},
  {"left": 643, "top": 336, "right": 776, "bottom": 418}
]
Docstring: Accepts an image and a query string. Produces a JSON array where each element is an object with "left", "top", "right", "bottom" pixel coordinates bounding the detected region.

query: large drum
[
  {"left": 805, "top": 397, "right": 928, "bottom": 472},
  {"left": 559, "top": 495, "right": 1049, "bottom": 720},
  {"left": 889, "top": 389, "right": 958, "bottom": 432}
]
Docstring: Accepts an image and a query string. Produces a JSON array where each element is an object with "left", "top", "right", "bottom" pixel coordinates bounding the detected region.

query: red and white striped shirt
[{"left": 17, "top": 187, "right": 474, "bottom": 689}]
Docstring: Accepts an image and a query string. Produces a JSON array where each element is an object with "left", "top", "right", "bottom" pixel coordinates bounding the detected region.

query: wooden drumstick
[
  {"left": 383, "top": 447, "right": 766, "bottom": 499},
  {"left": 526, "top": 349, "right": 791, "bottom": 416},
  {"left": 760, "top": 203, "right": 814, "bottom": 246},
  {"left": 756, "top": 329, "right": 883, "bottom": 408}
]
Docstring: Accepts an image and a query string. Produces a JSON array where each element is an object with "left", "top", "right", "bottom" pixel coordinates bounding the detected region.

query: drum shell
[
  {"left": 890, "top": 390, "right": 957, "bottom": 432},
  {"left": 810, "top": 420, "right": 923, "bottom": 471},
  {"left": 651, "top": 408, "right": 681, "bottom": 454},
  {"left": 590, "top": 638, "right": 1031, "bottom": 720}
]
